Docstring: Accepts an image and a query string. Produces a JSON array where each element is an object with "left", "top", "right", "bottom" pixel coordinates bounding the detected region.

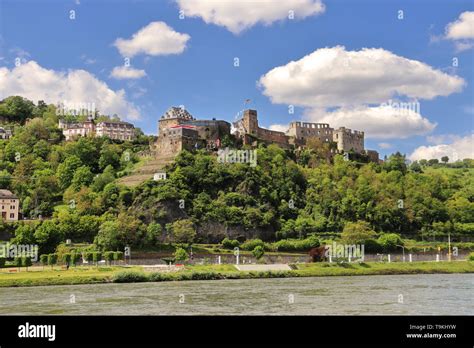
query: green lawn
[{"left": 0, "top": 261, "right": 472, "bottom": 287}]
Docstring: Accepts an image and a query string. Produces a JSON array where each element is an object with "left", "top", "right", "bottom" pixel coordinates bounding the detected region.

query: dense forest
[{"left": 0, "top": 96, "right": 473, "bottom": 254}]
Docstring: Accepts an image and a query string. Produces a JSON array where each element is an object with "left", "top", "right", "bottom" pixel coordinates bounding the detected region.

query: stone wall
[{"left": 333, "top": 127, "right": 364, "bottom": 153}]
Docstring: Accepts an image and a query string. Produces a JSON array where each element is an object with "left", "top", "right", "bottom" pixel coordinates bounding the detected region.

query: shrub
[
  {"left": 40, "top": 254, "right": 48, "bottom": 268},
  {"left": 92, "top": 252, "right": 102, "bottom": 265},
  {"left": 21, "top": 256, "right": 32, "bottom": 270},
  {"left": 0, "top": 257, "right": 5, "bottom": 267},
  {"left": 71, "top": 252, "right": 81, "bottom": 267},
  {"left": 297, "top": 235, "right": 320, "bottom": 250},
  {"left": 364, "top": 239, "right": 382, "bottom": 253},
  {"left": 221, "top": 238, "right": 240, "bottom": 249},
  {"left": 47, "top": 254, "right": 58, "bottom": 268},
  {"left": 113, "top": 251, "right": 123, "bottom": 262},
  {"left": 378, "top": 233, "right": 404, "bottom": 252},
  {"left": 189, "top": 272, "right": 220, "bottom": 280},
  {"left": 62, "top": 253, "right": 72, "bottom": 265},
  {"left": 14, "top": 257, "right": 22, "bottom": 270},
  {"left": 468, "top": 252, "right": 474, "bottom": 261},
  {"left": 112, "top": 271, "right": 148, "bottom": 283},
  {"left": 84, "top": 251, "right": 94, "bottom": 264},
  {"left": 174, "top": 247, "right": 188, "bottom": 262},
  {"left": 104, "top": 251, "right": 114, "bottom": 265},
  {"left": 241, "top": 239, "right": 265, "bottom": 251},
  {"left": 341, "top": 221, "right": 376, "bottom": 244},
  {"left": 252, "top": 246, "right": 265, "bottom": 260},
  {"left": 274, "top": 236, "right": 320, "bottom": 251}
]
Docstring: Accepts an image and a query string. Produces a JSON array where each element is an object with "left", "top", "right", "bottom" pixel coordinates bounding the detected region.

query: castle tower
[
  {"left": 158, "top": 106, "right": 195, "bottom": 135},
  {"left": 242, "top": 109, "right": 258, "bottom": 136}
]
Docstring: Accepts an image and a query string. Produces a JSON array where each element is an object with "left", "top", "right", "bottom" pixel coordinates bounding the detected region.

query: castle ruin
[{"left": 154, "top": 107, "right": 374, "bottom": 159}]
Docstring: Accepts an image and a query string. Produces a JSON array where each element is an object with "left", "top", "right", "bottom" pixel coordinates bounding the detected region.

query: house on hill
[{"left": 0, "top": 189, "right": 19, "bottom": 221}]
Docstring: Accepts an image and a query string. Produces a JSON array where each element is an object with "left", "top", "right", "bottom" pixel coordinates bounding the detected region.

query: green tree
[
  {"left": 377, "top": 233, "right": 404, "bottom": 252},
  {"left": 47, "top": 253, "right": 57, "bottom": 269},
  {"left": 104, "top": 251, "right": 114, "bottom": 265},
  {"left": 171, "top": 219, "right": 196, "bottom": 244},
  {"left": 62, "top": 253, "right": 72, "bottom": 267},
  {"left": 174, "top": 247, "right": 188, "bottom": 262},
  {"left": 441, "top": 156, "right": 449, "bottom": 164},
  {"left": 341, "top": 221, "right": 377, "bottom": 244},
  {"left": 57, "top": 155, "right": 82, "bottom": 190},
  {"left": 34, "top": 221, "right": 64, "bottom": 254},
  {"left": 40, "top": 254, "right": 48, "bottom": 269},
  {"left": 71, "top": 252, "right": 81, "bottom": 267},
  {"left": 70, "top": 166, "right": 93, "bottom": 191},
  {"left": 21, "top": 256, "right": 32, "bottom": 271},
  {"left": 145, "top": 223, "right": 162, "bottom": 247},
  {"left": 0, "top": 96, "right": 35, "bottom": 123},
  {"left": 252, "top": 245, "right": 265, "bottom": 260}
]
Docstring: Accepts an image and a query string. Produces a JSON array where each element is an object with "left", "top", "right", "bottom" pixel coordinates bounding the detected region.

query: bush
[
  {"left": 221, "top": 238, "right": 240, "bottom": 249},
  {"left": 40, "top": 254, "right": 48, "bottom": 267},
  {"left": 104, "top": 251, "right": 114, "bottom": 265},
  {"left": 84, "top": 251, "right": 94, "bottom": 264},
  {"left": 92, "top": 252, "right": 102, "bottom": 265},
  {"left": 274, "top": 236, "right": 320, "bottom": 251},
  {"left": 297, "top": 235, "right": 320, "bottom": 250},
  {"left": 47, "top": 254, "right": 57, "bottom": 268},
  {"left": 21, "top": 256, "right": 32, "bottom": 270},
  {"left": 62, "top": 253, "right": 72, "bottom": 265},
  {"left": 378, "top": 233, "right": 403, "bottom": 252},
  {"left": 174, "top": 247, "right": 188, "bottom": 262},
  {"left": 364, "top": 239, "right": 382, "bottom": 253},
  {"left": 14, "top": 257, "right": 22, "bottom": 269},
  {"left": 71, "top": 252, "right": 81, "bottom": 266},
  {"left": 0, "top": 257, "right": 5, "bottom": 267},
  {"left": 112, "top": 271, "right": 148, "bottom": 283},
  {"left": 252, "top": 246, "right": 265, "bottom": 260},
  {"left": 241, "top": 239, "right": 265, "bottom": 251},
  {"left": 341, "top": 221, "right": 376, "bottom": 244},
  {"left": 113, "top": 251, "right": 123, "bottom": 262},
  {"left": 468, "top": 252, "right": 474, "bottom": 261}
]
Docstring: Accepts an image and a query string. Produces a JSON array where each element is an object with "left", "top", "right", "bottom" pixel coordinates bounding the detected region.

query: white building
[
  {"left": 0, "top": 189, "right": 19, "bottom": 221},
  {"left": 59, "top": 119, "right": 135, "bottom": 141},
  {"left": 0, "top": 127, "right": 12, "bottom": 140},
  {"left": 96, "top": 121, "right": 135, "bottom": 141}
]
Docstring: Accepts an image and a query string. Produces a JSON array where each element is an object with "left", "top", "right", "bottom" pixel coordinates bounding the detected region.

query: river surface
[{"left": 0, "top": 274, "right": 472, "bottom": 315}]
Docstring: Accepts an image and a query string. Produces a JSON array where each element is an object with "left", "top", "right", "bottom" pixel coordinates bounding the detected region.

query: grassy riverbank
[{"left": 0, "top": 261, "right": 472, "bottom": 287}]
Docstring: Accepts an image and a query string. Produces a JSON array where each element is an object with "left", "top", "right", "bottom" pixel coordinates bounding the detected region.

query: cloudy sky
[{"left": 0, "top": 0, "right": 473, "bottom": 161}]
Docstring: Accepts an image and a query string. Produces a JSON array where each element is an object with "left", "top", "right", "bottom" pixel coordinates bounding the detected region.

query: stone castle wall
[{"left": 155, "top": 107, "right": 371, "bottom": 159}]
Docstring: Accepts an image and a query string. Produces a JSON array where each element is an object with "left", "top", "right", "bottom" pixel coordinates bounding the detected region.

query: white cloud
[
  {"left": 454, "top": 41, "right": 474, "bottom": 52},
  {"left": 80, "top": 54, "right": 96, "bottom": 65},
  {"left": 445, "top": 11, "right": 474, "bottom": 40},
  {"left": 176, "top": 0, "right": 325, "bottom": 34},
  {"left": 426, "top": 134, "right": 461, "bottom": 145},
  {"left": 268, "top": 124, "right": 289, "bottom": 133},
  {"left": 110, "top": 66, "right": 146, "bottom": 80},
  {"left": 444, "top": 12, "right": 474, "bottom": 52},
  {"left": 409, "top": 134, "right": 473, "bottom": 162},
  {"left": 114, "top": 21, "right": 190, "bottom": 58},
  {"left": 0, "top": 61, "right": 141, "bottom": 120},
  {"left": 259, "top": 46, "right": 465, "bottom": 108},
  {"left": 378, "top": 142, "right": 393, "bottom": 149},
  {"left": 305, "top": 105, "right": 436, "bottom": 139}
]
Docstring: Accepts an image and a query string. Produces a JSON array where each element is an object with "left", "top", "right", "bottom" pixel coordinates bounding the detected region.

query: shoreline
[{"left": 0, "top": 261, "right": 473, "bottom": 288}]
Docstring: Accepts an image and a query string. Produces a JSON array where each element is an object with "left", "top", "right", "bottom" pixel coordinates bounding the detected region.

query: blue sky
[{"left": 0, "top": 0, "right": 473, "bottom": 160}]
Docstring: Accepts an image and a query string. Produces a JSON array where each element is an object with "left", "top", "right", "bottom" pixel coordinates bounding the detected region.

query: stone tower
[
  {"left": 242, "top": 109, "right": 258, "bottom": 135},
  {"left": 158, "top": 106, "right": 195, "bottom": 135}
]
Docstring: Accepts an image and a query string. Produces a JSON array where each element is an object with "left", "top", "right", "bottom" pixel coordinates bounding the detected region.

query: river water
[{"left": 0, "top": 274, "right": 472, "bottom": 315}]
